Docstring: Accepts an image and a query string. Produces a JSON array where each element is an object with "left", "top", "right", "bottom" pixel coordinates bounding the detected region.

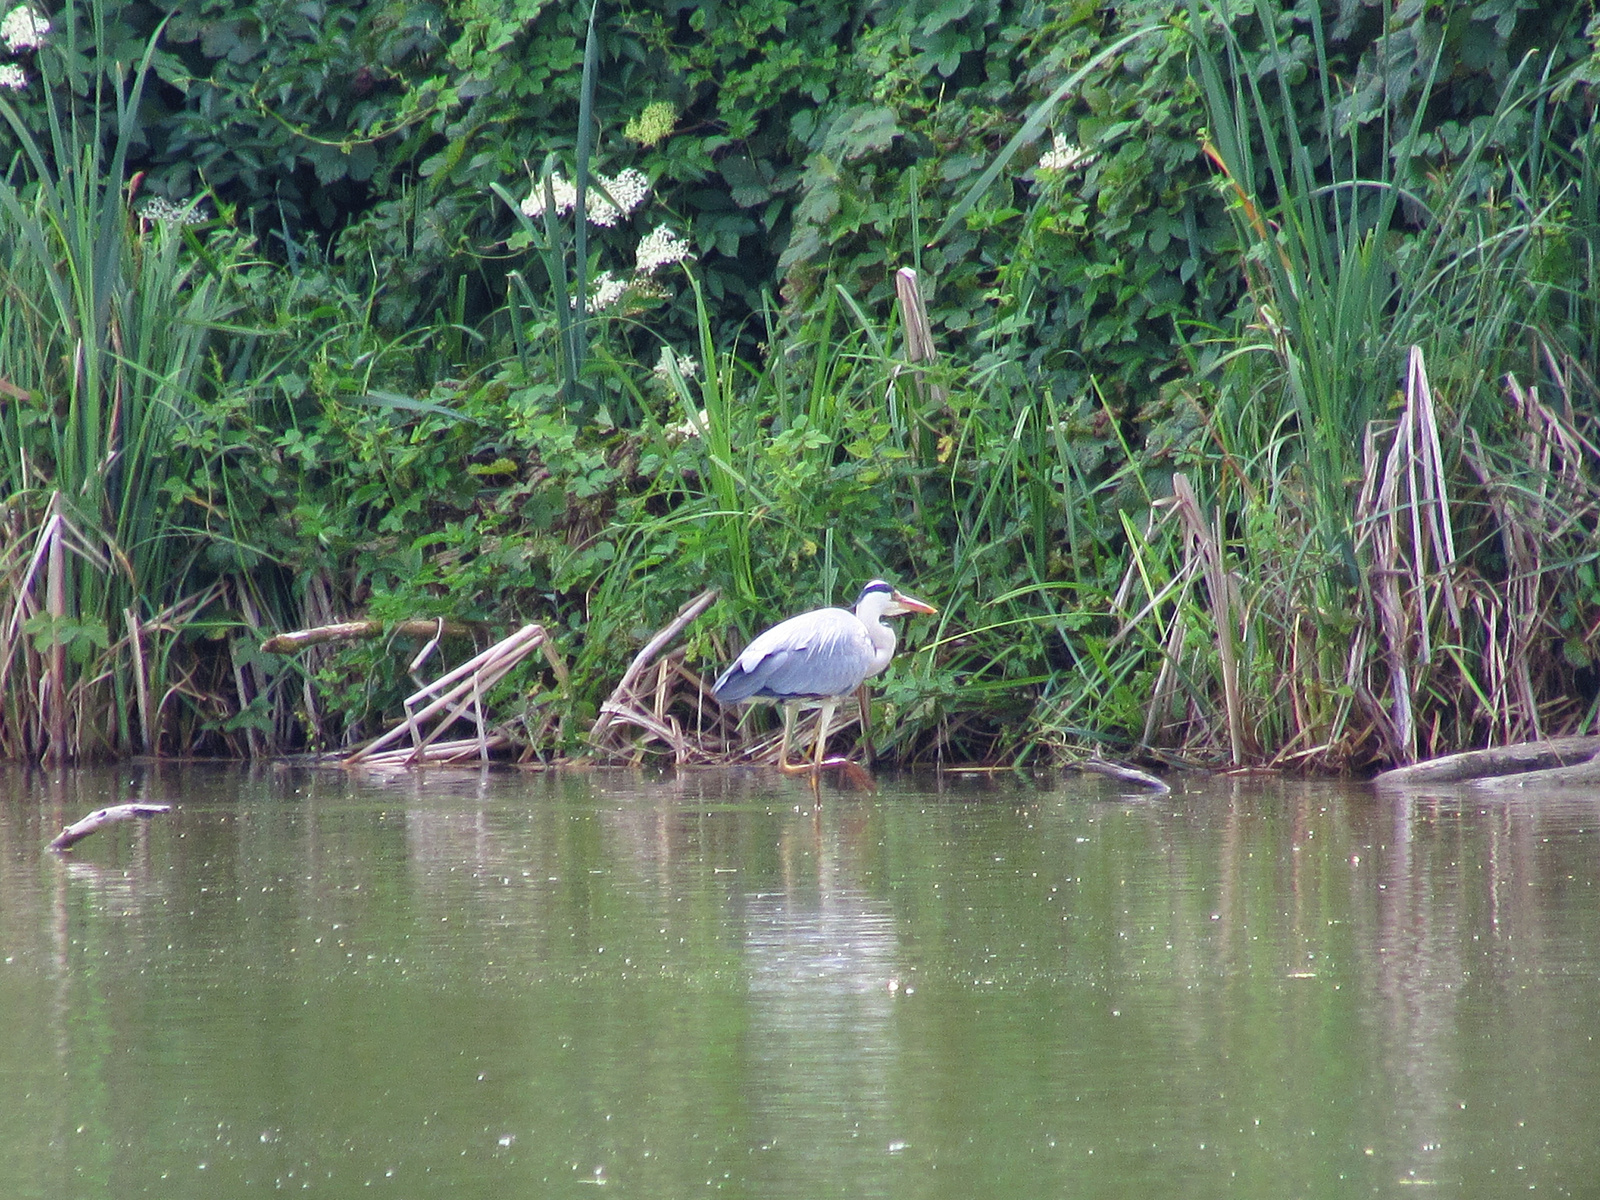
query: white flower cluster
[
  {"left": 590, "top": 167, "right": 650, "bottom": 226},
  {"left": 519, "top": 173, "right": 576, "bottom": 219},
  {"left": 576, "top": 270, "right": 629, "bottom": 313},
  {"left": 652, "top": 345, "right": 701, "bottom": 384},
  {"left": 634, "top": 224, "right": 691, "bottom": 275},
  {"left": 138, "top": 197, "right": 209, "bottom": 226},
  {"left": 511, "top": 163, "right": 689, "bottom": 328},
  {"left": 1, "top": 3, "right": 47, "bottom": 88},
  {"left": 574, "top": 224, "right": 691, "bottom": 312},
  {"left": 1, "top": 4, "right": 48, "bottom": 52},
  {"left": 521, "top": 167, "right": 650, "bottom": 227},
  {"left": 1038, "top": 133, "right": 1093, "bottom": 173},
  {"left": 666, "top": 408, "right": 709, "bottom": 441}
]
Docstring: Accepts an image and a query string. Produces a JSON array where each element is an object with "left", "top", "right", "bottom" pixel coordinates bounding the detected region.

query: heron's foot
[{"left": 776, "top": 754, "right": 856, "bottom": 774}]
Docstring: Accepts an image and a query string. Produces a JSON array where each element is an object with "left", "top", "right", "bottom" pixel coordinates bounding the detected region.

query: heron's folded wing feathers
[{"left": 717, "top": 608, "right": 873, "bottom": 701}]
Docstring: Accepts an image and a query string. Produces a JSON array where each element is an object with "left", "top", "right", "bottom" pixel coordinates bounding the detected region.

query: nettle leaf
[
  {"left": 23, "top": 615, "right": 110, "bottom": 662},
  {"left": 840, "top": 107, "right": 901, "bottom": 160},
  {"left": 917, "top": 28, "right": 972, "bottom": 77},
  {"left": 199, "top": 19, "right": 241, "bottom": 60},
  {"left": 306, "top": 144, "right": 352, "bottom": 185},
  {"left": 920, "top": 0, "right": 976, "bottom": 37},
  {"left": 719, "top": 155, "right": 773, "bottom": 208}
]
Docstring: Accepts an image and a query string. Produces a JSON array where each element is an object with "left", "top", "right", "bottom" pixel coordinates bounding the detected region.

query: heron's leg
[
  {"left": 811, "top": 699, "right": 839, "bottom": 772},
  {"left": 775, "top": 702, "right": 807, "bottom": 773}
]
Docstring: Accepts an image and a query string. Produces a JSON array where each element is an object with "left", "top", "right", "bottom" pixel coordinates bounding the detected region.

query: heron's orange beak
[{"left": 889, "top": 590, "right": 937, "bottom": 616}]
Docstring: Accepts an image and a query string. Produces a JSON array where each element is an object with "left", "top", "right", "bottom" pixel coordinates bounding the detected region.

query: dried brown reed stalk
[
  {"left": 0, "top": 497, "right": 115, "bottom": 761},
  {"left": 1139, "top": 609, "right": 1189, "bottom": 750},
  {"left": 892, "top": 267, "right": 948, "bottom": 408},
  {"left": 123, "top": 606, "right": 153, "bottom": 754},
  {"left": 294, "top": 569, "right": 343, "bottom": 749},
  {"left": 261, "top": 618, "right": 483, "bottom": 654},
  {"left": 1350, "top": 346, "right": 1460, "bottom": 764},
  {"left": 127, "top": 583, "right": 225, "bottom": 753},
  {"left": 0, "top": 495, "right": 240, "bottom": 760},
  {"left": 343, "top": 623, "right": 557, "bottom": 766},
  {"left": 1459, "top": 363, "right": 1600, "bottom": 745},
  {"left": 588, "top": 589, "right": 740, "bottom": 764},
  {"left": 1104, "top": 501, "right": 1200, "bottom": 750},
  {"left": 586, "top": 588, "right": 877, "bottom": 767},
  {"left": 356, "top": 736, "right": 512, "bottom": 768},
  {"left": 890, "top": 267, "right": 948, "bottom": 499},
  {"left": 1171, "top": 473, "right": 1247, "bottom": 764}
]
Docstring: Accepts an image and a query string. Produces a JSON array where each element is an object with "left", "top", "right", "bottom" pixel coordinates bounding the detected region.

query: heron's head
[{"left": 855, "top": 579, "right": 937, "bottom": 619}]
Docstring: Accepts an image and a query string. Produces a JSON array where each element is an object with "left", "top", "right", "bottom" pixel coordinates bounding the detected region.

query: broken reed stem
[
  {"left": 588, "top": 588, "right": 719, "bottom": 749},
  {"left": 45, "top": 510, "right": 67, "bottom": 765},
  {"left": 344, "top": 623, "right": 549, "bottom": 764},
  {"left": 124, "top": 606, "right": 153, "bottom": 754},
  {"left": 1458, "top": 365, "right": 1600, "bottom": 746},
  {"left": 356, "top": 736, "right": 511, "bottom": 767},
  {"left": 1353, "top": 346, "right": 1461, "bottom": 763},
  {"left": 1141, "top": 600, "right": 1189, "bottom": 749},
  {"left": 892, "top": 268, "right": 948, "bottom": 409}
]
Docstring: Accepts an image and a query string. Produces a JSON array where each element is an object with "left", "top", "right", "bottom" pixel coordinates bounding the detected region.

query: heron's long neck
[{"left": 859, "top": 603, "right": 898, "bottom": 679}]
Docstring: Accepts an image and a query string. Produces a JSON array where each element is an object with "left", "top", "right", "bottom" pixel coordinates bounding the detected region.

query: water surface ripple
[{"left": 2, "top": 766, "right": 1597, "bottom": 1197}]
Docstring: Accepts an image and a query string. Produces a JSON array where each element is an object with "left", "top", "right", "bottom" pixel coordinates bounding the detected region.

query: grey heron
[{"left": 712, "top": 580, "right": 937, "bottom": 773}]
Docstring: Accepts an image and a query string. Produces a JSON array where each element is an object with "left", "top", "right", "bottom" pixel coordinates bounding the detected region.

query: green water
[{"left": 2, "top": 766, "right": 1598, "bottom": 1197}]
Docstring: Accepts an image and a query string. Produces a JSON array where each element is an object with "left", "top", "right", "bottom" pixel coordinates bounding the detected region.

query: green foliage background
[{"left": 3, "top": 0, "right": 1599, "bottom": 765}]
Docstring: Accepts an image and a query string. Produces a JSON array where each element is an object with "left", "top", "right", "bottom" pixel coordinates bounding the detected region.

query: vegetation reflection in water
[{"left": 2, "top": 766, "right": 1598, "bottom": 1198}]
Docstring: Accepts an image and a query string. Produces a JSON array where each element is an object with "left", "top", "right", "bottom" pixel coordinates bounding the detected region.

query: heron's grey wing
[{"left": 714, "top": 608, "right": 873, "bottom": 701}]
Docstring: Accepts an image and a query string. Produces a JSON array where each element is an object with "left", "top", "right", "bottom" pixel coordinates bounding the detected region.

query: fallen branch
[
  {"left": 1077, "top": 757, "right": 1172, "bottom": 794},
  {"left": 49, "top": 804, "right": 172, "bottom": 852},
  {"left": 1373, "top": 735, "right": 1600, "bottom": 789},
  {"left": 261, "top": 619, "right": 481, "bottom": 655}
]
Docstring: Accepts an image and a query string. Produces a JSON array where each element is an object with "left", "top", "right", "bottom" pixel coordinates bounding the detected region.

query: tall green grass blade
[{"left": 570, "top": 0, "right": 602, "bottom": 417}]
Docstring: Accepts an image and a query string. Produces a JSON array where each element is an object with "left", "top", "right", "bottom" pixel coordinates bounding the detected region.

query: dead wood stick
[
  {"left": 1077, "top": 757, "right": 1172, "bottom": 795},
  {"left": 589, "top": 589, "right": 718, "bottom": 746},
  {"left": 49, "top": 803, "right": 172, "bottom": 852},
  {"left": 261, "top": 619, "right": 481, "bottom": 655}
]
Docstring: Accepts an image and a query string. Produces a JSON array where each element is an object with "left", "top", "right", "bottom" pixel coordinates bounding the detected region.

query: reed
[
  {"left": 0, "top": 8, "right": 249, "bottom": 760},
  {"left": 1106, "top": 0, "right": 1600, "bottom": 767}
]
